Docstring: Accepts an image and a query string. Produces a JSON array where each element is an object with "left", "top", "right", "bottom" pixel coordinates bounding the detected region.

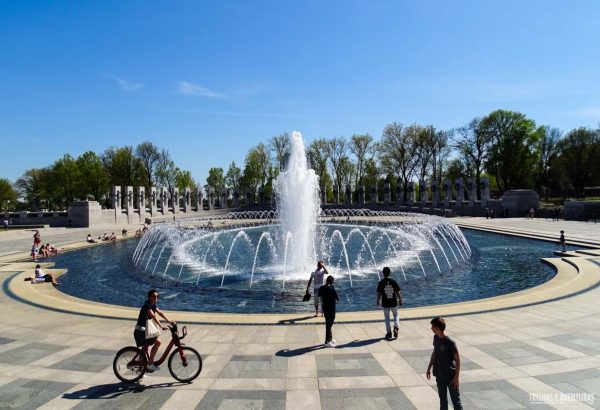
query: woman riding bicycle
[{"left": 134, "top": 289, "right": 173, "bottom": 372}]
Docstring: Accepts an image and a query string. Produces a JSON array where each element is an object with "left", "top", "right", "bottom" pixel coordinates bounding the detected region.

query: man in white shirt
[{"left": 306, "top": 261, "right": 328, "bottom": 317}]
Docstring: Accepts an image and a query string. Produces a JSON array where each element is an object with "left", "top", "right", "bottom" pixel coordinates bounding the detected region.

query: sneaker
[
  {"left": 324, "top": 341, "right": 336, "bottom": 348},
  {"left": 385, "top": 332, "right": 392, "bottom": 340},
  {"left": 393, "top": 326, "right": 399, "bottom": 339},
  {"left": 147, "top": 363, "right": 160, "bottom": 372}
]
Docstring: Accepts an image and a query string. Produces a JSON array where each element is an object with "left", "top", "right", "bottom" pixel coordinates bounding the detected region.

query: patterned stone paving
[{"left": 1, "top": 218, "right": 600, "bottom": 409}]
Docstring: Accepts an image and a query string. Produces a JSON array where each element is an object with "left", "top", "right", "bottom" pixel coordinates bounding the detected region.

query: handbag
[
  {"left": 145, "top": 318, "right": 161, "bottom": 339},
  {"left": 302, "top": 292, "right": 311, "bottom": 302}
]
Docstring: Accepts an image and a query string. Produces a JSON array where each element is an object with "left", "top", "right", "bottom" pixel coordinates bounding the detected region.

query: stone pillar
[
  {"left": 124, "top": 186, "right": 133, "bottom": 214},
  {"left": 480, "top": 177, "right": 490, "bottom": 208},
  {"left": 111, "top": 186, "right": 121, "bottom": 210},
  {"left": 158, "top": 187, "right": 167, "bottom": 214},
  {"left": 320, "top": 185, "right": 327, "bottom": 205},
  {"left": 221, "top": 188, "right": 229, "bottom": 209},
  {"left": 443, "top": 179, "right": 452, "bottom": 208},
  {"left": 171, "top": 189, "right": 179, "bottom": 213},
  {"left": 358, "top": 185, "right": 365, "bottom": 205},
  {"left": 431, "top": 181, "right": 439, "bottom": 208},
  {"left": 136, "top": 186, "right": 145, "bottom": 213},
  {"left": 384, "top": 183, "right": 391, "bottom": 205},
  {"left": 345, "top": 184, "right": 352, "bottom": 205},
  {"left": 395, "top": 184, "right": 403, "bottom": 206},
  {"left": 183, "top": 187, "right": 191, "bottom": 212},
  {"left": 194, "top": 188, "right": 203, "bottom": 211},
  {"left": 232, "top": 190, "right": 240, "bottom": 208},
  {"left": 245, "top": 188, "right": 253, "bottom": 207},
  {"left": 149, "top": 187, "right": 157, "bottom": 215},
  {"left": 467, "top": 178, "right": 476, "bottom": 207},
  {"left": 370, "top": 184, "right": 378, "bottom": 205},
  {"left": 333, "top": 185, "right": 339, "bottom": 205},
  {"left": 406, "top": 182, "right": 416, "bottom": 206},
  {"left": 205, "top": 187, "right": 213, "bottom": 210},
  {"left": 419, "top": 180, "right": 427, "bottom": 206},
  {"left": 454, "top": 178, "right": 464, "bottom": 209}
]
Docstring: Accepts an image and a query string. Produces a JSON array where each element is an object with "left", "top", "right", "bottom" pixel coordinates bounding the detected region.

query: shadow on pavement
[
  {"left": 63, "top": 381, "right": 186, "bottom": 400},
  {"left": 275, "top": 337, "right": 384, "bottom": 356},
  {"left": 335, "top": 337, "right": 384, "bottom": 348},
  {"left": 277, "top": 315, "right": 317, "bottom": 324},
  {"left": 275, "top": 344, "right": 323, "bottom": 357}
]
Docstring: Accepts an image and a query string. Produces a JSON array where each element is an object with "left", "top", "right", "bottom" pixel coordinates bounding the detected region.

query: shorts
[
  {"left": 134, "top": 329, "right": 158, "bottom": 347},
  {"left": 313, "top": 289, "right": 321, "bottom": 307}
]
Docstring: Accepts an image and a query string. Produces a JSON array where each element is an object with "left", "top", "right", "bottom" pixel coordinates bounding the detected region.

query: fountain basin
[{"left": 53, "top": 224, "right": 555, "bottom": 313}]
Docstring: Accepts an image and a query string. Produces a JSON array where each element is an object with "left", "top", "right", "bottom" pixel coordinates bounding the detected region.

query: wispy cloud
[
  {"left": 579, "top": 107, "right": 600, "bottom": 120},
  {"left": 105, "top": 75, "right": 144, "bottom": 91},
  {"left": 176, "top": 81, "right": 225, "bottom": 98}
]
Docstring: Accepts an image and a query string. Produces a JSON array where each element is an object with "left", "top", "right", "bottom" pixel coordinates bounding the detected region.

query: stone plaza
[{"left": 0, "top": 216, "right": 600, "bottom": 409}]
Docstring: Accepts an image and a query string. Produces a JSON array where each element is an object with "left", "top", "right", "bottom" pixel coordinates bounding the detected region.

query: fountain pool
[{"left": 53, "top": 226, "right": 556, "bottom": 313}]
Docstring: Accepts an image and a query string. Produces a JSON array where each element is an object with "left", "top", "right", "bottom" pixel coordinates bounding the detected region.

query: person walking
[
  {"left": 318, "top": 275, "right": 339, "bottom": 348},
  {"left": 559, "top": 230, "right": 566, "bottom": 252},
  {"left": 376, "top": 267, "right": 403, "bottom": 340},
  {"left": 426, "top": 317, "right": 462, "bottom": 410},
  {"left": 306, "top": 261, "right": 328, "bottom": 317}
]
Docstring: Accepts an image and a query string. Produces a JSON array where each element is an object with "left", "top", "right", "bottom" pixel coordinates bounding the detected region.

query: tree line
[
  {"left": 207, "top": 109, "right": 600, "bottom": 204},
  {"left": 0, "top": 142, "right": 195, "bottom": 210},
  {"left": 1, "top": 108, "right": 599, "bottom": 211}
]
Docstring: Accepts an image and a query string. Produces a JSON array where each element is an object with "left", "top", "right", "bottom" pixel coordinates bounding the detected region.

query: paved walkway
[{"left": 1, "top": 218, "right": 600, "bottom": 409}]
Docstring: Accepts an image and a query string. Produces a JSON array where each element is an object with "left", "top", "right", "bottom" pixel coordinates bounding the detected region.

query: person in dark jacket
[{"left": 318, "top": 275, "right": 339, "bottom": 348}]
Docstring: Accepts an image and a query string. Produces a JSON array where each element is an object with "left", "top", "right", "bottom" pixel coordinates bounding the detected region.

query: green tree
[
  {"left": 242, "top": 143, "right": 270, "bottom": 192},
  {"left": 176, "top": 170, "right": 196, "bottom": 191},
  {"left": 269, "top": 133, "right": 290, "bottom": 170},
  {"left": 225, "top": 161, "right": 241, "bottom": 190},
  {"left": 15, "top": 168, "right": 53, "bottom": 210},
  {"left": 554, "top": 127, "right": 600, "bottom": 197},
  {"left": 206, "top": 167, "right": 225, "bottom": 194},
  {"left": 77, "top": 151, "right": 108, "bottom": 201},
  {"left": 480, "top": 110, "right": 542, "bottom": 192},
  {"left": 535, "top": 126, "right": 562, "bottom": 199},
  {"left": 50, "top": 154, "right": 81, "bottom": 206},
  {"left": 0, "top": 178, "right": 17, "bottom": 210},
  {"left": 453, "top": 118, "right": 491, "bottom": 192},
  {"left": 414, "top": 125, "right": 437, "bottom": 183},
  {"left": 378, "top": 122, "right": 420, "bottom": 202},
  {"left": 349, "top": 134, "right": 374, "bottom": 186},
  {"left": 135, "top": 141, "right": 161, "bottom": 190},
  {"left": 102, "top": 146, "right": 143, "bottom": 187},
  {"left": 324, "top": 136, "right": 348, "bottom": 194},
  {"left": 155, "top": 149, "right": 178, "bottom": 192}
]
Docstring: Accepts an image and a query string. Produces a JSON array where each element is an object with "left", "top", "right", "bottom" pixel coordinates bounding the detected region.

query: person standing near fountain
[
  {"left": 306, "top": 261, "right": 328, "bottom": 317},
  {"left": 559, "top": 230, "right": 566, "bottom": 252},
  {"left": 318, "top": 275, "right": 339, "bottom": 348},
  {"left": 376, "top": 267, "right": 403, "bottom": 340}
]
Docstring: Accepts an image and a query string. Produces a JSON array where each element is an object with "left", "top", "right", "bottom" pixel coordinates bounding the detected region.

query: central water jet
[{"left": 273, "top": 131, "right": 321, "bottom": 274}]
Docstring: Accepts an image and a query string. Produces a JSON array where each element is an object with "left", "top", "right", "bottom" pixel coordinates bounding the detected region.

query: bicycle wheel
[
  {"left": 168, "top": 346, "right": 202, "bottom": 382},
  {"left": 113, "top": 346, "right": 147, "bottom": 383}
]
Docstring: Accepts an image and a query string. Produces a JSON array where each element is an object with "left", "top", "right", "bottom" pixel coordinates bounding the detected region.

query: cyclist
[{"left": 134, "top": 289, "right": 174, "bottom": 372}]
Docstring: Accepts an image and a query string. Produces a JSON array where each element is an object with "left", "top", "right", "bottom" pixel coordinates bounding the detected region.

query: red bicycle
[{"left": 113, "top": 322, "right": 202, "bottom": 383}]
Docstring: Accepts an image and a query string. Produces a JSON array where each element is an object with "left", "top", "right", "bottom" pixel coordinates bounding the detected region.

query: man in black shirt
[
  {"left": 376, "top": 267, "right": 403, "bottom": 339},
  {"left": 426, "top": 317, "right": 462, "bottom": 410},
  {"left": 318, "top": 275, "right": 339, "bottom": 348}
]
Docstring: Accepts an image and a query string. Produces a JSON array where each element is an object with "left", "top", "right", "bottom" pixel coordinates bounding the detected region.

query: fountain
[{"left": 132, "top": 132, "right": 472, "bottom": 292}]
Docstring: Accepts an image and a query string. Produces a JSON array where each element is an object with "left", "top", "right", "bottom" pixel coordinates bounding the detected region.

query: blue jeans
[{"left": 436, "top": 377, "right": 462, "bottom": 410}]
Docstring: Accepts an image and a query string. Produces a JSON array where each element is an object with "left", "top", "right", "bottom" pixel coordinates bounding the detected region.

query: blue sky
[{"left": 1, "top": 1, "right": 599, "bottom": 184}]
